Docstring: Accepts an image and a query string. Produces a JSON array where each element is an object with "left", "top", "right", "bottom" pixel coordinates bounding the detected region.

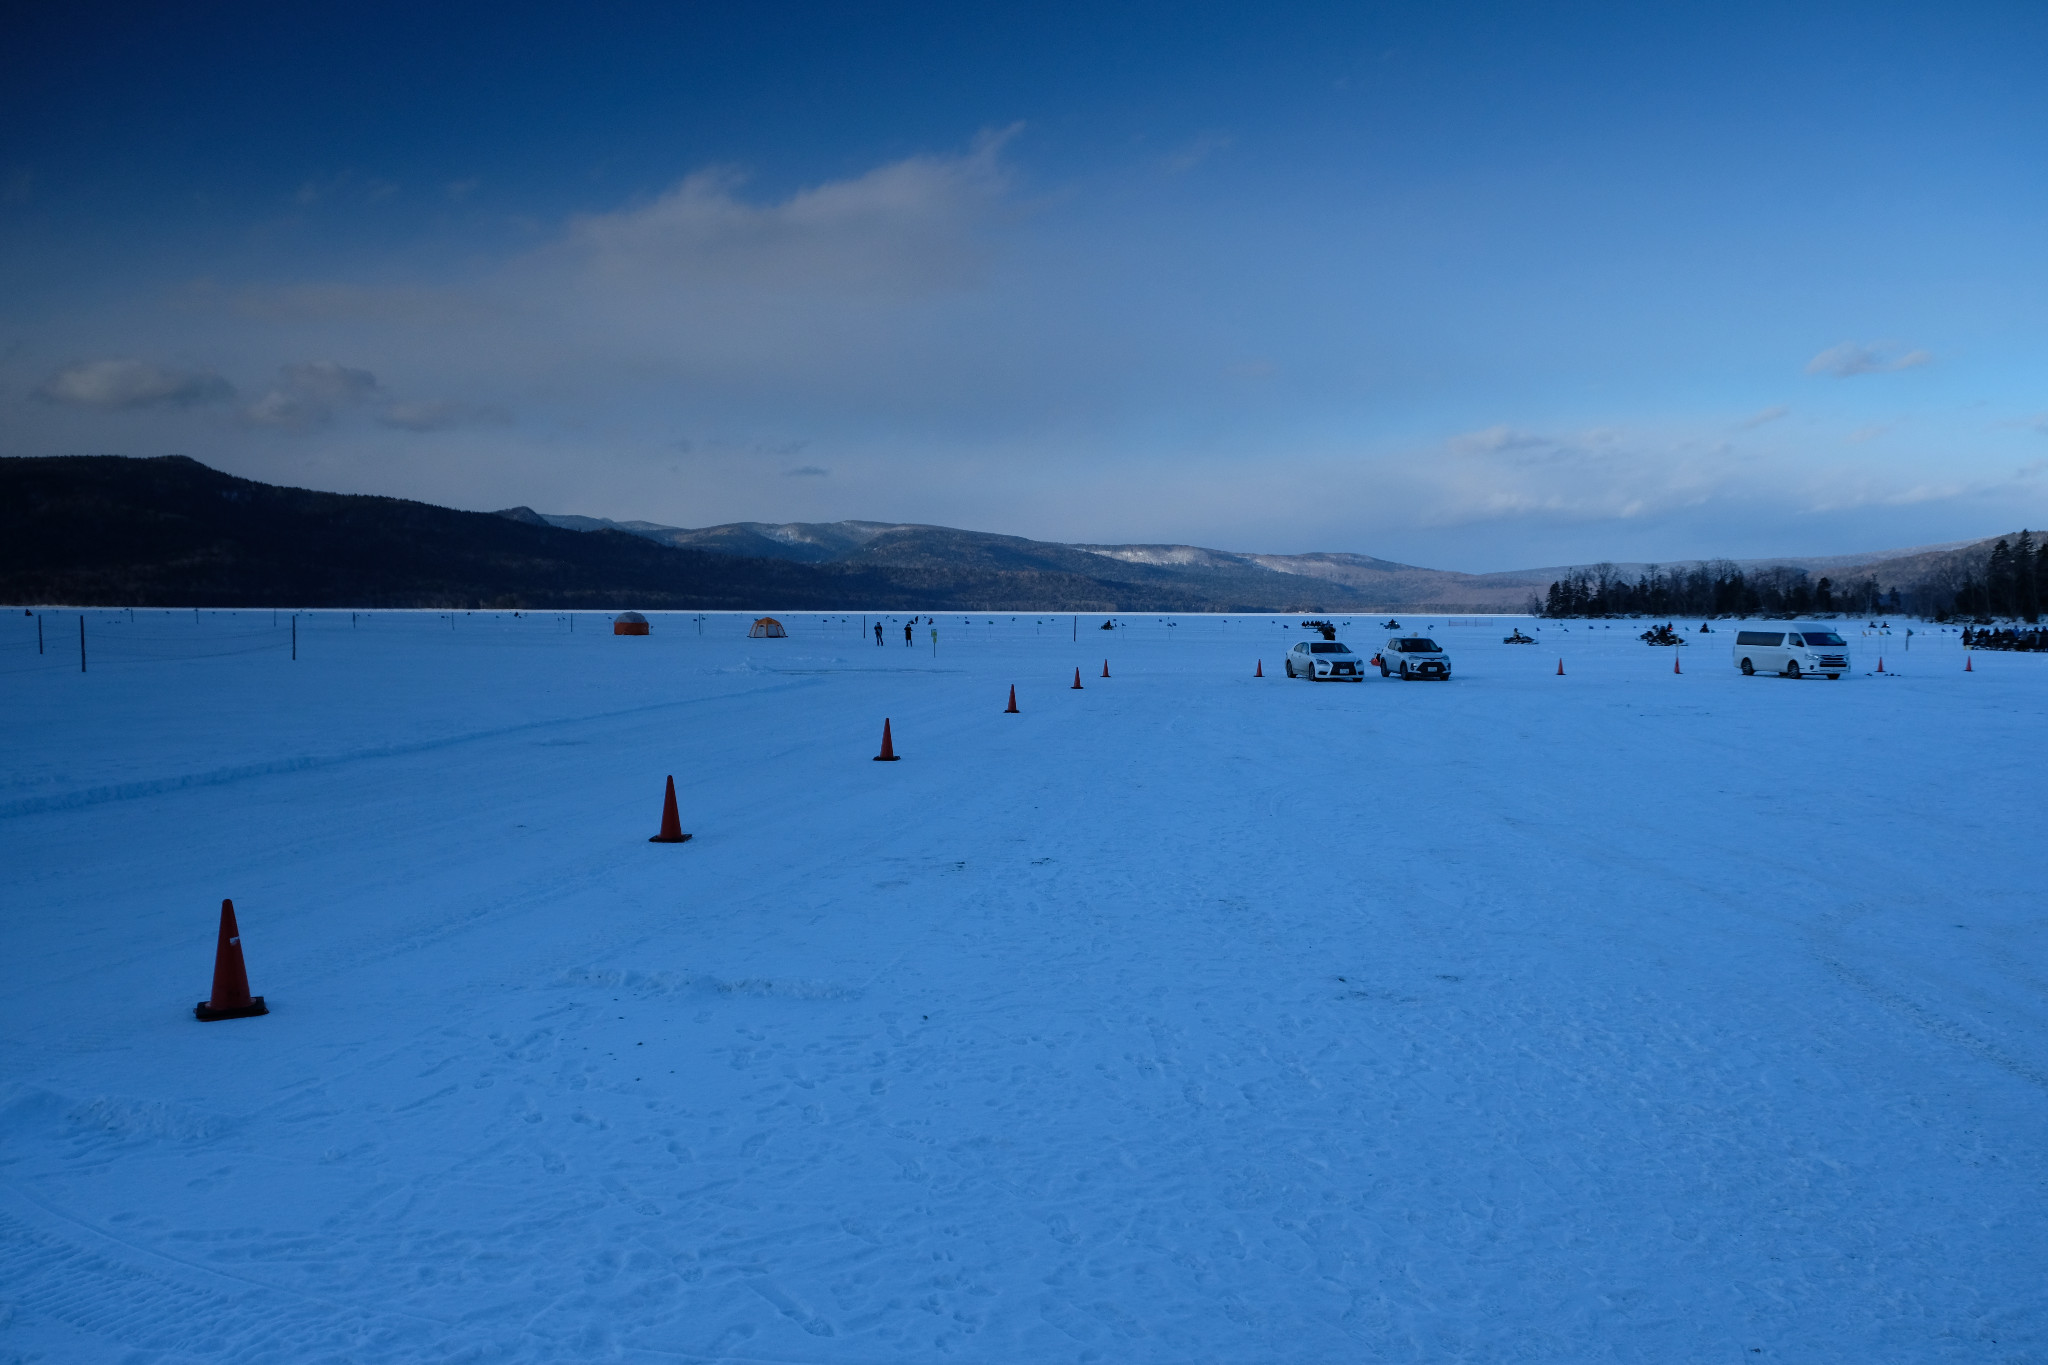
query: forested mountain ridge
[{"left": 2, "top": 454, "right": 2021, "bottom": 614}]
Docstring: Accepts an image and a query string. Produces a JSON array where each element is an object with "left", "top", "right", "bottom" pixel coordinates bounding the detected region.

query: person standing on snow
[
  {"left": 904, "top": 622, "right": 913, "bottom": 646},
  {"left": 874, "top": 621, "right": 884, "bottom": 646}
]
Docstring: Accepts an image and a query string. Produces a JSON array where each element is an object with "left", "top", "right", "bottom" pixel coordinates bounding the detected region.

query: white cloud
[
  {"left": 784, "top": 465, "right": 830, "bottom": 478},
  {"left": 293, "top": 172, "right": 398, "bottom": 207},
  {"left": 244, "top": 360, "right": 379, "bottom": 430},
  {"left": 559, "top": 125, "right": 1017, "bottom": 298},
  {"left": 1738, "top": 404, "right": 1789, "bottom": 429},
  {"left": 1804, "top": 342, "right": 1932, "bottom": 377},
  {"left": 37, "top": 359, "right": 233, "bottom": 410},
  {"left": 1413, "top": 423, "right": 1748, "bottom": 528},
  {"left": 1163, "top": 133, "right": 1236, "bottom": 175},
  {"left": 378, "top": 399, "right": 507, "bottom": 432},
  {"left": 1448, "top": 424, "right": 1550, "bottom": 457}
]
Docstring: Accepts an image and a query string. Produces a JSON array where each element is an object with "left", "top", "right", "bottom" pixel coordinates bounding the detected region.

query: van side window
[{"left": 1736, "top": 631, "right": 1784, "bottom": 646}]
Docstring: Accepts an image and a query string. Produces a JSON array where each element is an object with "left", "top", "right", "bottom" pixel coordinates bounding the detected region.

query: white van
[{"left": 1732, "top": 626, "right": 1851, "bottom": 679}]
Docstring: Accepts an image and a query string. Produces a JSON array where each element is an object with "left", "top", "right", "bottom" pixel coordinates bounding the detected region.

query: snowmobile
[
  {"left": 1502, "top": 629, "right": 1535, "bottom": 644},
  {"left": 1638, "top": 624, "right": 1687, "bottom": 646}
]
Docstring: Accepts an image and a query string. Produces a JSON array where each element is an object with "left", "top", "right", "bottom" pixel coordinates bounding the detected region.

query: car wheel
[
  {"left": 1828, "top": 673, "right": 1839, "bottom": 679},
  {"left": 1379, "top": 662, "right": 1389, "bottom": 677},
  {"left": 1786, "top": 661, "right": 1801, "bottom": 678},
  {"left": 1740, "top": 658, "right": 1754, "bottom": 675},
  {"left": 1400, "top": 662, "right": 1411, "bottom": 679},
  {"left": 1285, "top": 660, "right": 1295, "bottom": 677}
]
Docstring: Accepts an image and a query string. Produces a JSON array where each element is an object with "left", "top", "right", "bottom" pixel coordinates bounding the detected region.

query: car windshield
[
  {"left": 1395, "top": 638, "right": 1440, "bottom": 652},
  {"left": 1309, "top": 643, "right": 1351, "bottom": 653},
  {"left": 1795, "top": 631, "right": 1846, "bottom": 646}
]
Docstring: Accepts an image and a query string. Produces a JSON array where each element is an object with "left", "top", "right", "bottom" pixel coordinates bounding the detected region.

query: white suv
[
  {"left": 1380, "top": 636, "right": 1452, "bottom": 680},
  {"left": 1733, "top": 627, "right": 1850, "bottom": 679},
  {"left": 1286, "top": 640, "right": 1366, "bottom": 680}
]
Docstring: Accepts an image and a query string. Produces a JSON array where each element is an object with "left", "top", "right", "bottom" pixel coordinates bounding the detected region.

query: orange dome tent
[
  {"left": 748, "top": 617, "right": 788, "bottom": 638},
  {"left": 613, "top": 611, "right": 649, "bottom": 636}
]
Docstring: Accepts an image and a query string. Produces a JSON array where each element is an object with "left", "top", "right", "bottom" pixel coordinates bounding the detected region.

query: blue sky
[{"left": 5, "top": 2, "right": 2045, "bottom": 570}]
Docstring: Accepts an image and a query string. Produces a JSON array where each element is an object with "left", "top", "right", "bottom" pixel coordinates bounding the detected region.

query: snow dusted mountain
[
  {"left": 528, "top": 512, "right": 2007, "bottom": 614},
  {"left": 0, "top": 455, "right": 2016, "bottom": 612}
]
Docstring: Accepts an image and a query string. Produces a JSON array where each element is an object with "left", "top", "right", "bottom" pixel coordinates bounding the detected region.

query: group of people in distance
[
  {"left": 1960, "top": 625, "right": 2048, "bottom": 652},
  {"left": 875, "top": 616, "right": 934, "bottom": 646}
]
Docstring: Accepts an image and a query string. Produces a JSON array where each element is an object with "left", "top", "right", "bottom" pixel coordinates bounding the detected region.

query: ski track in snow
[{"left": 0, "top": 610, "right": 2043, "bottom": 1363}]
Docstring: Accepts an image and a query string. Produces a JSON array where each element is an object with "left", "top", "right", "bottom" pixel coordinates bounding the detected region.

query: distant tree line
[
  {"left": 1541, "top": 562, "right": 1896, "bottom": 619},
  {"left": 1938, "top": 531, "right": 2046, "bottom": 622}
]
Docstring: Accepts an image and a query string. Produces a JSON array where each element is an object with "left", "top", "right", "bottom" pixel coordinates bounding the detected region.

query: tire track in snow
[
  {"left": 0, "top": 1186, "right": 461, "bottom": 1361},
  {"left": 0, "top": 678, "right": 818, "bottom": 821},
  {"left": 1807, "top": 909, "right": 2048, "bottom": 1096}
]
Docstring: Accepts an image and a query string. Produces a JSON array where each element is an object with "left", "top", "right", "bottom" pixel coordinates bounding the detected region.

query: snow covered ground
[{"left": 2, "top": 608, "right": 2043, "bottom": 1364}]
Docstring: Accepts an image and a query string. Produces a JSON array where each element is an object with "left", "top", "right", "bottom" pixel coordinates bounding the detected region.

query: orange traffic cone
[
  {"left": 1255, "top": 659, "right": 1263, "bottom": 677},
  {"left": 649, "top": 775, "right": 691, "bottom": 843},
  {"left": 1101, "top": 659, "right": 1110, "bottom": 678},
  {"left": 1673, "top": 654, "right": 1682, "bottom": 674},
  {"left": 1965, "top": 653, "right": 1973, "bottom": 672},
  {"left": 1557, "top": 658, "right": 1565, "bottom": 676},
  {"left": 1005, "top": 685, "right": 1019, "bottom": 714},
  {"left": 1070, "top": 668, "right": 1084, "bottom": 690},
  {"left": 874, "top": 718, "right": 901, "bottom": 761},
  {"left": 1876, "top": 656, "right": 1884, "bottom": 673},
  {"left": 195, "top": 899, "right": 267, "bottom": 1021}
]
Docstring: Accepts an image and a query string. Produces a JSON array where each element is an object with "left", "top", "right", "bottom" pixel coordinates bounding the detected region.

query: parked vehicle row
[
  {"left": 1277, "top": 622, "right": 1859, "bottom": 683},
  {"left": 1286, "top": 635, "right": 1454, "bottom": 681}
]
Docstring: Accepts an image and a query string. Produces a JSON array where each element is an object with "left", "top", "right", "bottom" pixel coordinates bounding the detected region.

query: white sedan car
[
  {"left": 1379, "top": 636, "right": 1452, "bottom": 680},
  {"left": 1286, "top": 640, "right": 1366, "bottom": 680}
]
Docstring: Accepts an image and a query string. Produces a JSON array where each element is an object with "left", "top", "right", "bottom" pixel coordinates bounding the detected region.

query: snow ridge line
[{"left": 0, "top": 682, "right": 812, "bottom": 821}]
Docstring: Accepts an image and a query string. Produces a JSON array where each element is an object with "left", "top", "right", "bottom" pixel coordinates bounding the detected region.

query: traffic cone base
[
  {"left": 196, "top": 996, "right": 268, "bottom": 1021},
  {"left": 1070, "top": 668, "right": 1084, "bottom": 690},
  {"left": 196, "top": 899, "right": 267, "bottom": 1022},
  {"left": 1005, "top": 685, "right": 1019, "bottom": 714},
  {"left": 649, "top": 775, "right": 692, "bottom": 843},
  {"left": 874, "top": 718, "right": 901, "bottom": 760}
]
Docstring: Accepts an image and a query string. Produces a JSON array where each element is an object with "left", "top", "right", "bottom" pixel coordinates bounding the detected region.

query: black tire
[
  {"left": 1285, "top": 660, "right": 1295, "bottom": 677},
  {"left": 1400, "top": 662, "right": 1411, "bottom": 680},
  {"left": 1786, "top": 661, "right": 1801, "bottom": 678},
  {"left": 1828, "top": 673, "right": 1839, "bottom": 680},
  {"left": 1379, "top": 662, "right": 1389, "bottom": 677},
  {"left": 1740, "top": 658, "right": 1754, "bottom": 675}
]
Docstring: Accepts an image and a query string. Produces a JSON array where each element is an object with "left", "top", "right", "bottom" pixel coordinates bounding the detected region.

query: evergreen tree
[
  {"left": 2037, "top": 541, "right": 2048, "bottom": 624},
  {"left": 1987, "top": 539, "right": 2015, "bottom": 617},
  {"left": 2014, "top": 530, "right": 2040, "bottom": 623}
]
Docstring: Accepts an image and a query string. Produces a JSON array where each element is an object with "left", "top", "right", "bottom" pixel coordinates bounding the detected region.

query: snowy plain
[{"left": 1, "top": 608, "right": 2043, "bottom": 1364}]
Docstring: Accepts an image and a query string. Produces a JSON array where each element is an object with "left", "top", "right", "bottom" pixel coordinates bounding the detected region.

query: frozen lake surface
[{"left": 2, "top": 609, "right": 2043, "bottom": 1363}]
